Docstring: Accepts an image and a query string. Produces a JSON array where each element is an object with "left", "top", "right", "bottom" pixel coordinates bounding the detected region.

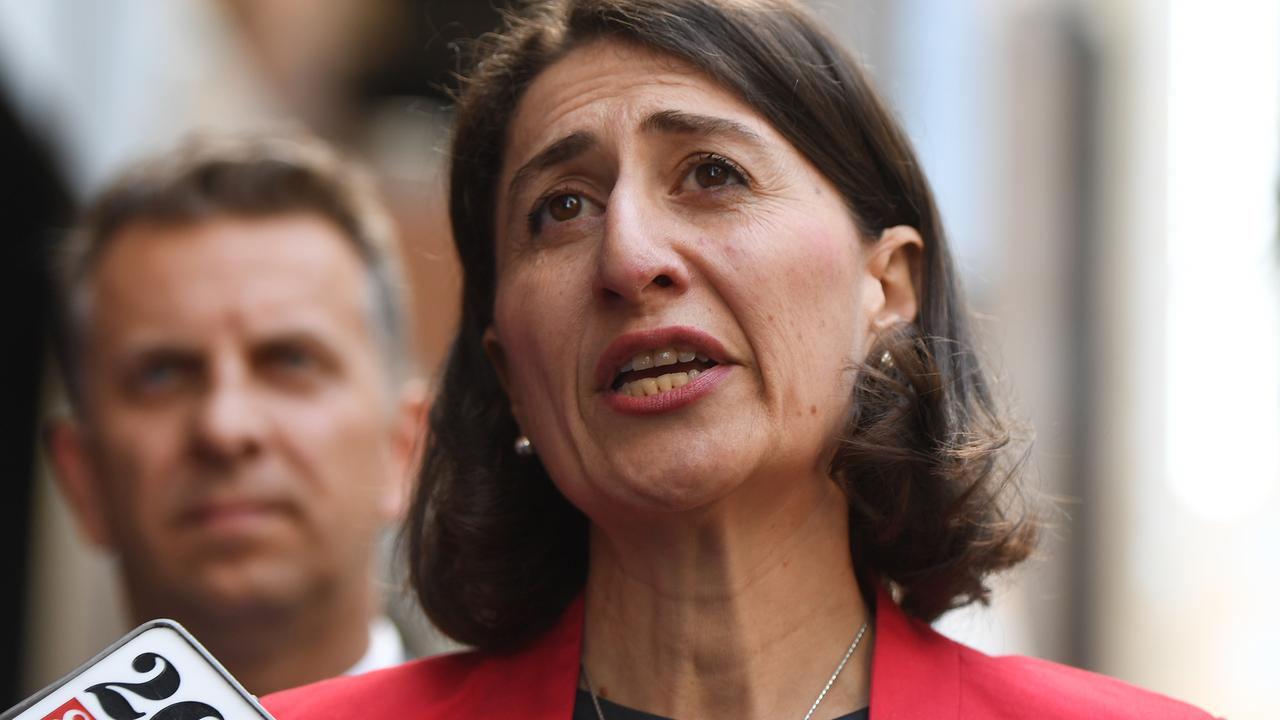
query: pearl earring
[{"left": 513, "top": 435, "right": 534, "bottom": 457}]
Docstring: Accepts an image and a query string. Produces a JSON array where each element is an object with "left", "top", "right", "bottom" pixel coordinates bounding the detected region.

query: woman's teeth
[
  {"left": 618, "top": 348, "right": 708, "bottom": 373},
  {"left": 613, "top": 346, "right": 714, "bottom": 397},
  {"left": 617, "top": 369, "right": 703, "bottom": 397}
]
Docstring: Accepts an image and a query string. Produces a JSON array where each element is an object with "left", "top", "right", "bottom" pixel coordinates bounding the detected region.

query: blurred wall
[{"left": 1086, "top": 1, "right": 1279, "bottom": 717}]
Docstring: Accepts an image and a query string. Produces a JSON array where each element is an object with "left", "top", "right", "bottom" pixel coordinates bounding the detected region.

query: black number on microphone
[
  {"left": 81, "top": 651, "right": 227, "bottom": 720},
  {"left": 85, "top": 653, "right": 181, "bottom": 720},
  {"left": 150, "top": 701, "right": 224, "bottom": 720}
]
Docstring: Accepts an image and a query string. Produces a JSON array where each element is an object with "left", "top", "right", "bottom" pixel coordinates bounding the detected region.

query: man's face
[{"left": 53, "top": 213, "right": 412, "bottom": 624}]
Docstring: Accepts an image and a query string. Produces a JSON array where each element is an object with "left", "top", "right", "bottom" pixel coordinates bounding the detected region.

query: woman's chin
[
  {"left": 583, "top": 457, "right": 751, "bottom": 518},
  {"left": 543, "top": 424, "right": 774, "bottom": 521},
  {"left": 623, "top": 479, "right": 735, "bottom": 515}
]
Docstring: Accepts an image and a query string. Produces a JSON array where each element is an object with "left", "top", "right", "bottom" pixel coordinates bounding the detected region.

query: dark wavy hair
[{"left": 409, "top": 0, "right": 1039, "bottom": 650}]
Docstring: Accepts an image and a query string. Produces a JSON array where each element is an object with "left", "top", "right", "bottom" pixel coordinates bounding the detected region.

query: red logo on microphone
[{"left": 40, "top": 698, "right": 99, "bottom": 720}]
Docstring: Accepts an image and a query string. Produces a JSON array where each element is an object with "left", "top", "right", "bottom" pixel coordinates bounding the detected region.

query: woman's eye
[
  {"left": 528, "top": 191, "right": 598, "bottom": 234},
  {"left": 694, "top": 162, "right": 732, "bottom": 187},
  {"left": 548, "top": 193, "right": 583, "bottom": 221},
  {"left": 682, "top": 156, "right": 747, "bottom": 191}
]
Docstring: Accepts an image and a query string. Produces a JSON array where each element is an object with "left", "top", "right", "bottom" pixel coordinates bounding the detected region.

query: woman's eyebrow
[
  {"left": 504, "top": 111, "right": 763, "bottom": 212},
  {"left": 507, "top": 130, "right": 598, "bottom": 202},
  {"left": 640, "top": 109, "right": 765, "bottom": 147}
]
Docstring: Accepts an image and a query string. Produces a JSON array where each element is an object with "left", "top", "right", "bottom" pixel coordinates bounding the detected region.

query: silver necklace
[{"left": 580, "top": 620, "right": 870, "bottom": 720}]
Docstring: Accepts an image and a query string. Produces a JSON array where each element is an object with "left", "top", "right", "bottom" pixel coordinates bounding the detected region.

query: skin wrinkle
[
  {"left": 584, "top": 481, "right": 864, "bottom": 717},
  {"left": 507, "top": 130, "right": 597, "bottom": 218},
  {"left": 639, "top": 109, "right": 765, "bottom": 146},
  {"left": 498, "top": 45, "right": 790, "bottom": 232},
  {"left": 589, "top": 473, "right": 849, "bottom": 599},
  {"left": 509, "top": 109, "right": 769, "bottom": 226}
]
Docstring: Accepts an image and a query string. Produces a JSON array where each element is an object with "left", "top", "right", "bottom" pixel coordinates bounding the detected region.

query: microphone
[{"left": 2, "top": 620, "right": 273, "bottom": 720}]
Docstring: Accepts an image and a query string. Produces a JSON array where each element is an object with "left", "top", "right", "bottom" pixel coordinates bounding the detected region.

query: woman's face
[{"left": 486, "top": 40, "right": 915, "bottom": 521}]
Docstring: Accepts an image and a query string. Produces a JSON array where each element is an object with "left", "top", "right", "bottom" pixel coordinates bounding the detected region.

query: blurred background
[{"left": 1, "top": 0, "right": 1275, "bottom": 717}]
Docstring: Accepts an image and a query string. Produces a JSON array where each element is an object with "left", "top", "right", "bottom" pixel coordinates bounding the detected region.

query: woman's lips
[
  {"left": 594, "top": 325, "right": 730, "bottom": 390},
  {"left": 595, "top": 326, "right": 734, "bottom": 414},
  {"left": 601, "top": 361, "right": 732, "bottom": 415}
]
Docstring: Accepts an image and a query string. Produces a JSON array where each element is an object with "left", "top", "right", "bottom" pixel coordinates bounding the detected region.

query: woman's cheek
[
  {"left": 496, "top": 268, "right": 577, "bottom": 399},
  {"left": 736, "top": 213, "right": 865, "bottom": 401}
]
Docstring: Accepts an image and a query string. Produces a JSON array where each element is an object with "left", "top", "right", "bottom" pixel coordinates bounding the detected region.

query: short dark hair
[
  {"left": 410, "top": 0, "right": 1039, "bottom": 649},
  {"left": 51, "top": 132, "right": 412, "bottom": 409}
]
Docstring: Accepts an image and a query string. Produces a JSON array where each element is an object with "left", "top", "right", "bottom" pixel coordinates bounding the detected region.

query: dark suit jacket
[{"left": 264, "top": 588, "right": 1216, "bottom": 718}]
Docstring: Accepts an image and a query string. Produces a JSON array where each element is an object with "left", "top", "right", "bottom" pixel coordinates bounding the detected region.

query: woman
[{"left": 265, "top": 0, "right": 1215, "bottom": 717}]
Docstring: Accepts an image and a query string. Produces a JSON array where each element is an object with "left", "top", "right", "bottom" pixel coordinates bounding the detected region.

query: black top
[{"left": 573, "top": 689, "right": 870, "bottom": 720}]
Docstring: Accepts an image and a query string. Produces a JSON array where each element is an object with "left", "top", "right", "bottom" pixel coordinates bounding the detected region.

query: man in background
[{"left": 45, "top": 133, "right": 425, "bottom": 695}]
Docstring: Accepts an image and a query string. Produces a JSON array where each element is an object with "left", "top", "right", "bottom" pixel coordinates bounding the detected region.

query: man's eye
[
  {"left": 528, "top": 192, "right": 600, "bottom": 235},
  {"left": 139, "top": 363, "right": 179, "bottom": 386},
  {"left": 263, "top": 346, "right": 315, "bottom": 371},
  {"left": 127, "top": 358, "right": 195, "bottom": 397},
  {"left": 681, "top": 155, "right": 748, "bottom": 191}
]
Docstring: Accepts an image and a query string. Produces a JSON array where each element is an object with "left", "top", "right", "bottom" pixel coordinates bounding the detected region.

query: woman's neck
[{"left": 582, "top": 477, "right": 872, "bottom": 720}]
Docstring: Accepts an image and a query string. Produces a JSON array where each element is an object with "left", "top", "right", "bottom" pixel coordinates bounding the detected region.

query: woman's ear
[{"left": 865, "top": 225, "right": 924, "bottom": 332}]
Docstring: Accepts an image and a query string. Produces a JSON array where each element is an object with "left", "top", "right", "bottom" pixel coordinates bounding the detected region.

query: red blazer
[{"left": 263, "top": 589, "right": 1216, "bottom": 719}]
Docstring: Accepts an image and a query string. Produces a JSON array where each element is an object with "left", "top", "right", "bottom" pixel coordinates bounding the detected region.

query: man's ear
[
  {"left": 482, "top": 325, "right": 523, "bottom": 425},
  {"left": 865, "top": 225, "right": 924, "bottom": 333},
  {"left": 381, "top": 379, "right": 429, "bottom": 521},
  {"left": 45, "top": 419, "right": 115, "bottom": 549}
]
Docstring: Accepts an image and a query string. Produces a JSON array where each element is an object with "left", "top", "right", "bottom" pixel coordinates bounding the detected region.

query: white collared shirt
[{"left": 343, "top": 616, "right": 408, "bottom": 677}]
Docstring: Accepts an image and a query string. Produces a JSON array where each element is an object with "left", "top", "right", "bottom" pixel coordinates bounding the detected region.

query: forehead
[
  {"left": 86, "top": 213, "right": 374, "bottom": 348},
  {"left": 503, "top": 40, "right": 786, "bottom": 176}
]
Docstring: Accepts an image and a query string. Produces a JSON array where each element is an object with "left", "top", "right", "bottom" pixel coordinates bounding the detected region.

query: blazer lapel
[
  {"left": 868, "top": 587, "right": 960, "bottom": 720},
  {"left": 468, "top": 594, "right": 585, "bottom": 718}
]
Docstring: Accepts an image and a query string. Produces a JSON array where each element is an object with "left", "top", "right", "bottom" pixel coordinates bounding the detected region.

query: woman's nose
[{"left": 592, "top": 184, "right": 689, "bottom": 305}]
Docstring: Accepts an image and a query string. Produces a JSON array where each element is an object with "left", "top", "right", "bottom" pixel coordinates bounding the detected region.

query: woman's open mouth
[
  {"left": 595, "top": 326, "right": 731, "bottom": 414},
  {"left": 612, "top": 347, "right": 719, "bottom": 397}
]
